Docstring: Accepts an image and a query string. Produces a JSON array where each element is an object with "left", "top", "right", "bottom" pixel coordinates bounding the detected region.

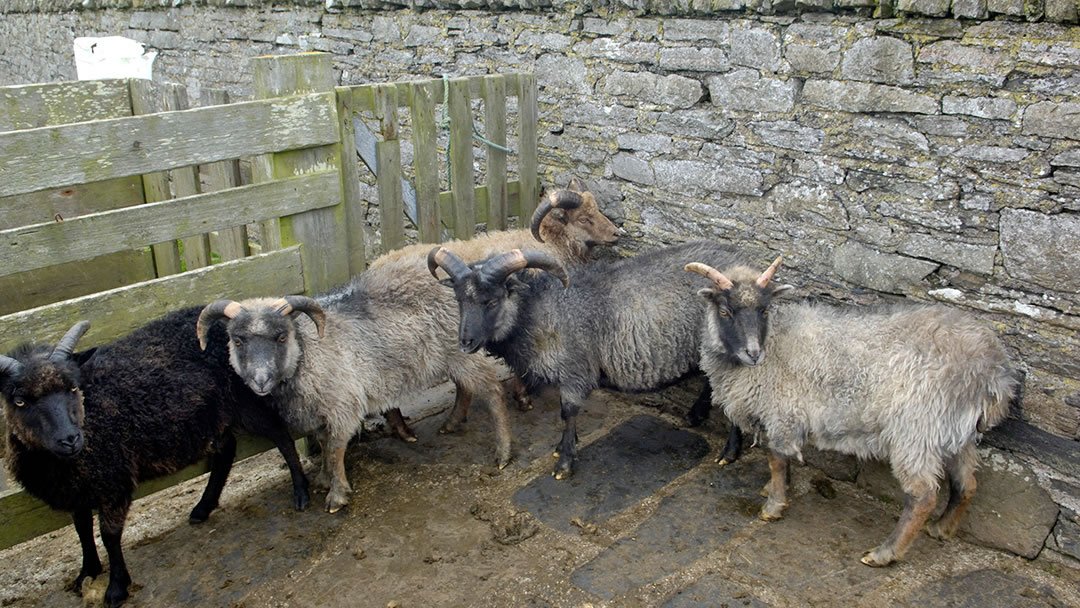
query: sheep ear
[
  {"left": 438, "top": 278, "right": 455, "bottom": 288},
  {"left": 771, "top": 284, "right": 796, "bottom": 298},
  {"left": 697, "top": 287, "right": 718, "bottom": 299},
  {"left": 74, "top": 348, "right": 99, "bottom": 367}
]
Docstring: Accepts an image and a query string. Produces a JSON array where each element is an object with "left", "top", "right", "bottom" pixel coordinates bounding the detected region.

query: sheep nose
[
  {"left": 58, "top": 433, "right": 83, "bottom": 454},
  {"left": 460, "top": 337, "right": 480, "bottom": 354}
]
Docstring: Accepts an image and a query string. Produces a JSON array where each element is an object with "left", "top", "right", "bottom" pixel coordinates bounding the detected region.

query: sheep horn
[
  {"left": 756, "top": 256, "right": 783, "bottom": 287},
  {"left": 480, "top": 249, "right": 569, "bottom": 287},
  {"left": 427, "top": 246, "right": 471, "bottom": 282},
  {"left": 685, "top": 262, "right": 734, "bottom": 291},
  {"left": 0, "top": 355, "right": 24, "bottom": 379},
  {"left": 273, "top": 296, "right": 326, "bottom": 339},
  {"left": 197, "top": 300, "right": 246, "bottom": 350},
  {"left": 530, "top": 189, "right": 584, "bottom": 243},
  {"left": 50, "top": 321, "right": 90, "bottom": 362}
]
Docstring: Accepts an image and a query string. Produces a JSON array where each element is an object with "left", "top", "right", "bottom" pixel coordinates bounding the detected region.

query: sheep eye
[
  {"left": 277, "top": 335, "right": 287, "bottom": 343},
  {"left": 578, "top": 217, "right": 591, "bottom": 225},
  {"left": 233, "top": 338, "right": 243, "bottom": 346},
  {"left": 13, "top": 399, "right": 25, "bottom": 407},
  {"left": 718, "top": 309, "right": 730, "bottom": 318},
  {"left": 486, "top": 300, "right": 499, "bottom": 309},
  {"left": 70, "top": 386, "right": 78, "bottom": 393}
]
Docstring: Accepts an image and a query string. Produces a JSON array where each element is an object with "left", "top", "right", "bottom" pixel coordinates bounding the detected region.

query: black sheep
[{"left": 0, "top": 308, "right": 309, "bottom": 607}]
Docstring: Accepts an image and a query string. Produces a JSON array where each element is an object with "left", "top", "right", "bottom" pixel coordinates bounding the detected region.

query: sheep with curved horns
[
  {"left": 428, "top": 241, "right": 746, "bottom": 479},
  {"left": 368, "top": 178, "right": 621, "bottom": 441},
  {"left": 197, "top": 258, "right": 510, "bottom": 513},
  {"left": 1, "top": 313, "right": 309, "bottom": 607},
  {"left": 686, "top": 256, "right": 1016, "bottom": 567}
]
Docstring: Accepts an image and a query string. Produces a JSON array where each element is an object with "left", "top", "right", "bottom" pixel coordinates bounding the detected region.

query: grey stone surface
[
  {"left": 897, "top": 233, "right": 998, "bottom": 274},
  {"left": 655, "top": 160, "right": 764, "bottom": 196},
  {"left": 943, "top": 95, "right": 1018, "bottom": 119},
  {"left": 903, "top": 569, "right": 1065, "bottom": 607},
  {"left": 1023, "top": 102, "right": 1080, "bottom": 140},
  {"left": 988, "top": 0, "right": 1026, "bottom": 15},
  {"left": 706, "top": 69, "right": 797, "bottom": 112},
  {"left": 769, "top": 180, "right": 850, "bottom": 229},
  {"left": 802, "top": 79, "right": 939, "bottom": 114},
  {"left": 1000, "top": 208, "right": 1080, "bottom": 292},
  {"left": 750, "top": 120, "right": 824, "bottom": 152},
  {"left": 658, "top": 47, "right": 728, "bottom": 72},
  {"left": 783, "top": 23, "right": 845, "bottom": 73},
  {"left": 605, "top": 70, "right": 703, "bottom": 108},
  {"left": 896, "top": 0, "right": 950, "bottom": 15},
  {"left": 663, "top": 18, "right": 730, "bottom": 42},
  {"left": 730, "top": 25, "right": 781, "bottom": 72},
  {"left": 1051, "top": 149, "right": 1080, "bottom": 167},
  {"left": 841, "top": 36, "right": 915, "bottom": 85},
  {"left": 612, "top": 153, "right": 656, "bottom": 185},
  {"left": 952, "top": 0, "right": 990, "bottom": 17},
  {"left": 832, "top": 241, "right": 939, "bottom": 292}
]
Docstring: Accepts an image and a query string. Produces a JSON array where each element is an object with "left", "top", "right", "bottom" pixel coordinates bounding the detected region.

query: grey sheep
[
  {"left": 197, "top": 254, "right": 509, "bottom": 514},
  {"left": 686, "top": 256, "right": 1016, "bottom": 567},
  {"left": 369, "top": 178, "right": 620, "bottom": 438},
  {"left": 428, "top": 241, "right": 745, "bottom": 479}
]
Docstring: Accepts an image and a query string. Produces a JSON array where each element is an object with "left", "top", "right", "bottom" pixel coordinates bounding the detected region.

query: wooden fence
[{"left": 0, "top": 52, "right": 539, "bottom": 550}]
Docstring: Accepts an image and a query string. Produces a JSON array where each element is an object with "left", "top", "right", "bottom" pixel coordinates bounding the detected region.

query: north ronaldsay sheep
[
  {"left": 197, "top": 255, "right": 510, "bottom": 514},
  {"left": 369, "top": 178, "right": 620, "bottom": 440},
  {"left": 686, "top": 257, "right": 1016, "bottom": 567},
  {"left": 428, "top": 241, "right": 746, "bottom": 479},
  {"left": 1, "top": 312, "right": 309, "bottom": 607}
]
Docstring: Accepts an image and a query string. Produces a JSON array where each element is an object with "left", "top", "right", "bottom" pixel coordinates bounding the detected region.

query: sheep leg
[
  {"left": 324, "top": 437, "right": 352, "bottom": 514},
  {"left": 685, "top": 385, "right": 712, "bottom": 427},
  {"left": 311, "top": 432, "right": 334, "bottom": 491},
  {"left": 509, "top": 375, "right": 533, "bottom": 411},
  {"left": 861, "top": 483, "right": 937, "bottom": 567},
  {"left": 760, "top": 450, "right": 790, "bottom": 520},
  {"left": 484, "top": 381, "right": 512, "bottom": 469},
  {"left": 717, "top": 424, "right": 744, "bottom": 466},
  {"left": 927, "top": 444, "right": 978, "bottom": 540},
  {"left": 260, "top": 421, "right": 310, "bottom": 512},
  {"left": 384, "top": 407, "right": 418, "bottom": 442},
  {"left": 189, "top": 432, "right": 237, "bottom": 524},
  {"left": 439, "top": 385, "right": 472, "bottom": 434},
  {"left": 70, "top": 507, "right": 103, "bottom": 592},
  {"left": 553, "top": 392, "right": 583, "bottom": 480},
  {"left": 98, "top": 501, "right": 133, "bottom": 607}
]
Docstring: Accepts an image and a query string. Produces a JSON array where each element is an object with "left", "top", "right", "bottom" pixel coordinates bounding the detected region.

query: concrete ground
[{"left": 2, "top": 377, "right": 1079, "bottom": 608}]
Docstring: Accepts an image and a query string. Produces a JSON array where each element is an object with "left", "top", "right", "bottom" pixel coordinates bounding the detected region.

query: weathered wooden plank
[
  {"left": 374, "top": 83, "right": 405, "bottom": 253},
  {"left": 484, "top": 75, "right": 509, "bottom": 232},
  {"left": 438, "top": 179, "right": 528, "bottom": 230},
  {"left": 518, "top": 73, "right": 539, "bottom": 222},
  {"left": 0, "top": 249, "right": 156, "bottom": 316},
  {"left": 334, "top": 86, "right": 367, "bottom": 273},
  {"left": 0, "top": 172, "right": 340, "bottom": 277},
  {"left": 447, "top": 77, "right": 476, "bottom": 240},
  {"left": 409, "top": 80, "right": 440, "bottom": 244},
  {"left": 0, "top": 178, "right": 144, "bottom": 229},
  {"left": 200, "top": 89, "right": 250, "bottom": 262},
  {"left": 0, "top": 433, "right": 287, "bottom": 552},
  {"left": 0, "top": 91, "right": 340, "bottom": 198},
  {"left": 0, "top": 246, "right": 305, "bottom": 354},
  {"left": 0, "top": 79, "right": 131, "bottom": 131},
  {"left": 162, "top": 85, "right": 212, "bottom": 272},
  {"left": 253, "top": 53, "right": 349, "bottom": 295},
  {"left": 345, "top": 73, "right": 522, "bottom": 115}
]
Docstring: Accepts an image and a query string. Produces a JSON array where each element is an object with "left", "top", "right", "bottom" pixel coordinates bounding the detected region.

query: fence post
[
  {"left": 251, "top": 53, "right": 349, "bottom": 294},
  {"left": 518, "top": 73, "right": 539, "bottom": 223},
  {"left": 447, "top": 77, "right": 476, "bottom": 240},
  {"left": 335, "top": 87, "right": 368, "bottom": 273}
]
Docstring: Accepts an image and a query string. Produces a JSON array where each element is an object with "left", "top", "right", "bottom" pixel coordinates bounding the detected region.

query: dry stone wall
[{"left": 2, "top": 0, "right": 1079, "bottom": 564}]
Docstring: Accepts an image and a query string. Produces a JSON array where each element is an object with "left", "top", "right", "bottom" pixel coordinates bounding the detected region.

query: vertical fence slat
[
  {"left": 164, "top": 85, "right": 212, "bottom": 271},
  {"left": 374, "top": 83, "right": 405, "bottom": 253},
  {"left": 483, "top": 75, "right": 508, "bottom": 231},
  {"left": 448, "top": 77, "right": 476, "bottom": 240},
  {"left": 130, "top": 79, "right": 183, "bottom": 276},
  {"left": 335, "top": 86, "right": 368, "bottom": 273},
  {"left": 251, "top": 53, "right": 349, "bottom": 295},
  {"left": 200, "top": 89, "right": 250, "bottom": 262},
  {"left": 518, "top": 73, "right": 539, "bottom": 223},
  {"left": 409, "top": 81, "right": 440, "bottom": 244}
]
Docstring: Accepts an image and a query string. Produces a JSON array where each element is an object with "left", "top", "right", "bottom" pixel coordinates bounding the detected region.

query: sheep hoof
[
  {"left": 759, "top": 503, "right": 786, "bottom": 521},
  {"left": 554, "top": 470, "right": 573, "bottom": 480},
  {"left": 926, "top": 521, "right": 954, "bottom": 540},
  {"left": 515, "top": 397, "right": 534, "bottom": 412},
  {"left": 859, "top": 548, "right": 894, "bottom": 568},
  {"left": 552, "top": 450, "right": 560, "bottom": 459},
  {"left": 716, "top": 457, "right": 731, "bottom": 466}
]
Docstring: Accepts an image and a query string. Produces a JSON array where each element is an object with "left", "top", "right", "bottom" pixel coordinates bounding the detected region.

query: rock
[
  {"left": 730, "top": 25, "right": 781, "bottom": 72},
  {"left": 942, "top": 95, "right": 1017, "bottom": 120},
  {"left": 896, "top": 233, "right": 997, "bottom": 275},
  {"left": 841, "top": 37, "right": 915, "bottom": 85},
  {"left": 706, "top": 69, "right": 798, "bottom": 112},
  {"left": 802, "top": 79, "right": 938, "bottom": 114},
  {"left": 832, "top": 241, "right": 939, "bottom": 293},
  {"left": 783, "top": 23, "right": 845, "bottom": 73},
  {"left": 659, "top": 47, "right": 728, "bottom": 72},
  {"left": 612, "top": 153, "right": 655, "bottom": 186},
  {"left": 999, "top": 208, "right": 1080, "bottom": 292},
  {"left": 1022, "top": 102, "right": 1080, "bottom": 140}
]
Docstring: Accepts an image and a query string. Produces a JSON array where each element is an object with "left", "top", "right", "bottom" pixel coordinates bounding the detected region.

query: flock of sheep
[{"left": 0, "top": 179, "right": 1016, "bottom": 606}]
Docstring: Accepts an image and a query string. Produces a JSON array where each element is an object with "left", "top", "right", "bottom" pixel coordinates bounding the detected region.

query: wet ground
[{"left": 3, "top": 377, "right": 1079, "bottom": 608}]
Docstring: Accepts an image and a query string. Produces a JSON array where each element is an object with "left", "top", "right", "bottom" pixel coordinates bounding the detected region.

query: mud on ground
[{"left": 2, "top": 378, "right": 1079, "bottom": 608}]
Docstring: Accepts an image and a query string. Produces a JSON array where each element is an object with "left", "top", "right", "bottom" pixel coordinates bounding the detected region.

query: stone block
[
  {"left": 658, "top": 47, "right": 728, "bottom": 72},
  {"left": 706, "top": 69, "right": 797, "bottom": 112},
  {"left": 954, "top": 145, "right": 1030, "bottom": 163},
  {"left": 612, "top": 153, "right": 656, "bottom": 185},
  {"left": 1022, "top": 102, "right": 1080, "bottom": 140},
  {"left": 802, "top": 79, "right": 938, "bottom": 114},
  {"left": 654, "top": 159, "right": 763, "bottom": 196},
  {"left": 730, "top": 25, "right": 781, "bottom": 72},
  {"left": 663, "top": 18, "right": 730, "bottom": 42},
  {"left": 856, "top": 449, "right": 1060, "bottom": 560},
  {"left": 1048, "top": 514, "right": 1080, "bottom": 561},
  {"left": 605, "top": 70, "right": 703, "bottom": 108},
  {"left": 403, "top": 25, "right": 440, "bottom": 47},
  {"left": 841, "top": 37, "right": 915, "bottom": 85},
  {"left": 617, "top": 133, "right": 673, "bottom": 153},
  {"left": 1044, "top": 0, "right": 1078, "bottom": 22},
  {"left": 577, "top": 38, "right": 658, "bottom": 65},
  {"left": 988, "top": 0, "right": 1026, "bottom": 15},
  {"left": 999, "top": 208, "right": 1080, "bottom": 292},
  {"left": 1051, "top": 149, "right": 1080, "bottom": 167},
  {"left": 916, "top": 41, "right": 1012, "bottom": 86},
  {"left": 942, "top": 95, "right": 1018, "bottom": 119},
  {"left": 582, "top": 17, "right": 622, "bottom": 36},
  {"left": 769, "top": 181, "right": 850, "bottom": 230},
  {"left": 783, "top": 23, "right": 845, "bottom": 74},
  {"left": 535, "top": 54, "right": 588, "bottom": 94},
  {"left": 897, "top": 0, "right": 951, "bottom": 14},
  {"left": 952, "top": 0, "right": 991, "bottom": 16},
  {"left": 832, "top": 241, "right": 939, "bottom": 292},
  {"left": 897, "top": 233, "right": 998, "bottom": 275},
  {"left": 750, "top": 120, "right": 824, "bottom": 152},
  {"left": 651, "top": 109, "right": 735, "bottom": 139}
]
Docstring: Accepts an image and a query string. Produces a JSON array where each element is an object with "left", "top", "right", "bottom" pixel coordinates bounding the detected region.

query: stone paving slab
[
  {"left": 513, "top": 415, "right": 710, "bottom": 534},
  {"left": 570, "top": 462, "right": 769, "bottom": 599},
  {"left": 901, "top": 568, "right": 1064, "bottom": 607},
  {"left": 661, "top": 575, "right": 770, "bottom": 608}
]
